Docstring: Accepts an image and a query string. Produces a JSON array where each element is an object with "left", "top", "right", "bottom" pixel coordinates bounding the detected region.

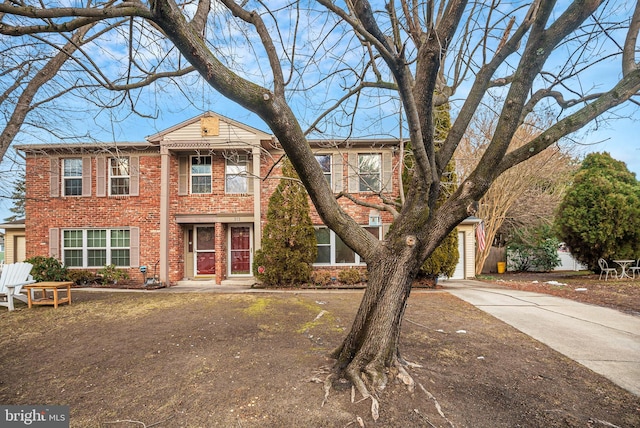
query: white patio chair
[
  {"left": 0, "top": 262, "right": 35, "bottom": 311},
  {"left": 629, "top": 259, "right": 640, "bottom": 279},
  {"left": 598, "top": 258, "right": 618, "bottom": 281}
]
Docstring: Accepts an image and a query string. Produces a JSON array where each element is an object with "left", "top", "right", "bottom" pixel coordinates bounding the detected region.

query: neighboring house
[
  {"left": 555, "top": 245, "right": 588, "bottom": 271},
  {"left": 0, "top": 220, "right": 26, "bottom": 264},
  {"left": 16, "top": 112, "right": 479, "bottom": 285},
  {"left": 0, "top": 231, "right": 4, "bottom": 262}
]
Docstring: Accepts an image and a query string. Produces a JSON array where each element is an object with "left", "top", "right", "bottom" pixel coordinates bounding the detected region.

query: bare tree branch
[{"left": 623, "top": 0, "right": 640, "bottom": 75}]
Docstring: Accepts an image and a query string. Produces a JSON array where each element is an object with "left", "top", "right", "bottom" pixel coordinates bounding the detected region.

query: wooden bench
[{"left": 24, "top": 282, "right": 73, "bottom": 308}]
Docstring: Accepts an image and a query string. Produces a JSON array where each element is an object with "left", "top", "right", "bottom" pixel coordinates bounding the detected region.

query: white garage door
[{"left": 451, "top": 232, "right": 465, "bottom": 279}]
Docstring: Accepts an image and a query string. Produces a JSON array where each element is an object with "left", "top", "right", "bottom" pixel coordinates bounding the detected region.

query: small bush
[
  {"left": 67, "top": 270, "right": 97, "bottom": 285},
  {"left": 310, "top": 271, "right": 333, "bottom": 287},
  {"left": 507, "top": 224, "right": 561, "bottom": 272},
  {"left": 24, "top": 256, "right": 68, "bottom": 282},
  {"left": 98, "top": 264, "right": 130, "bottom": 283},
  {"left": 338, "top": 269, "right": 362, "bottom": 285}
]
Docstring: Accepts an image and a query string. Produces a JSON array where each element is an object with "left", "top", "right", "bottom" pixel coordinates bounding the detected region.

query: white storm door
[
  {"left": 195, "top": 226, "right": 215, "bottom": 275},
  {"left": 229, "top": 225, "right": 252, "bottom": 276}
]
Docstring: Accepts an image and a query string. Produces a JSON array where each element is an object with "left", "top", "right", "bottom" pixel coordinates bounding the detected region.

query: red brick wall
[
  {"left": 25, "top": 147, "right": 400, "bottom": 284},
  {"left": 259, "top": 152, "right": 399, "bottom": 227},
  {"left": 25, "top": 152, "right": 162, "bottom": 283},
  {"left": 168, "top": 154, "right": 255, "bottom": 283}
]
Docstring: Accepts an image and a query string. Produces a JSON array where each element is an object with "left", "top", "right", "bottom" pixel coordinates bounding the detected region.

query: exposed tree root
[
  {"left": 589, "top": 419, "right": 622, "bottom": 428},
  {"left": 316, "top": 355, "right": 428, "bottom": 421},
  {"left": 413, "top": 408, "right": 438, "bottom": 428},
  {"left": 315, "top": 359, "right": 458, "bottom": 427},
  {"left": 321, "top": 372, "right": 336, "bottom": 407},
  {"left": 418, "top": 382, "right": 455, "bottom": 428}
]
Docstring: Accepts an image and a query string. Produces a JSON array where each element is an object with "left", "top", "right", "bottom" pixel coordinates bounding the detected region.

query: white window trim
[
  {"left": 108, "top": 157, "right": 130, "bottom": 196},
  {"left": 62, "top": 158, "right": 83, "bottom": 196},
  {"left": 358, "top": 153, "right": 382, "bottom": 192},
  {"left": 225, "top": 154, "right": 249, "bottom": 194},
  {"left": 315, "top": 153, "right": 332, "bottom": 189},
  {"left": 62, "top": 228, "right": 132, "bottom": 268},
  {"left": 313, "top": 226, "right": 381, "bottom": 266},
  {"left": 190, "top": 155, "right": 212, "bottom": 194}
]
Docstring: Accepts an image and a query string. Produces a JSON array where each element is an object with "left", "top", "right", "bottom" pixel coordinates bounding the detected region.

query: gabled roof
[
  {"left": 15, "top": 142, "right": 154, "bottom": 154},
  {"left": 146, "top": 111, "right": 272, "bottom": 143}
]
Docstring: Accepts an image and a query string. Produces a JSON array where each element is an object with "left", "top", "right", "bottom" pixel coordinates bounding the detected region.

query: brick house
[{"left": 17, "top": 112, "right": 478, "bottom": 286}]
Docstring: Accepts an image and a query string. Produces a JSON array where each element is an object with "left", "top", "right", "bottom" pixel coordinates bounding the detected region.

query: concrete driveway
[{"left": 444, "top": 280, "right": 640, "bottom": 396}]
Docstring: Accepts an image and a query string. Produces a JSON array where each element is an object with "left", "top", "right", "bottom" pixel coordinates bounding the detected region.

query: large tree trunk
[{"left": 330, "top": 242, "right": 422, "bottom": 407}]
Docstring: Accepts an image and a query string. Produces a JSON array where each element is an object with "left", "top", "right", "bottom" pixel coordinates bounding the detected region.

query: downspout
[
  {"left": 252, "top": 146, "right": 262, "bottom": 255},
  {"left": 159, "top": 145, "right": 170, "bottom": 285}
]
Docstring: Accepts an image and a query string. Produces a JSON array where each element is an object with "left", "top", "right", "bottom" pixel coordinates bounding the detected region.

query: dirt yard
[{"left": 0, "top": 277, "right": 638, "bottom": 427}]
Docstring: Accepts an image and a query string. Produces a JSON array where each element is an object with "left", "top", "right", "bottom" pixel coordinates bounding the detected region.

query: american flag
[{"left": 476, "top": 221, "right": 486, "bottom": 253}]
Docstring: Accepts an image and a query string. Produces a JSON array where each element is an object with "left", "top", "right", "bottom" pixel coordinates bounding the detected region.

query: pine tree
[
  {"left": 555, "top": 152, "right": 640, "bottom": 270},
  {"left": 253, "top": 158, "right": 317, "bottom": 286},
  {"left": 5, "top": 172, "right": 25, "bottom": 222}
]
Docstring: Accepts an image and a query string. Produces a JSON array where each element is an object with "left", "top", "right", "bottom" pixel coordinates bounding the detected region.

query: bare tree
[
  {"left": 1, "top": 0, "right": 639, "bottom": 418},
  {"left": 0, "top": 16, "right": 196, "bottom": 162},
  {"left": 456, "top": 110, "right": 578, "bottom": 274}
]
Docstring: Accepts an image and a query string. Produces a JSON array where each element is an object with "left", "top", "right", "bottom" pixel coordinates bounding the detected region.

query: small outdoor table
[
  {"left": 613, "top": 260, "right": 635, "bottom": 279},
  {"left": 23, "top": 281, "right": 73, "bottom": 308}
]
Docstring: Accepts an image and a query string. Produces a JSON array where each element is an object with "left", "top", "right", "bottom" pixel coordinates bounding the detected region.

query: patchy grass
[{"left": 0, "top": 290, "right": 638, "bottom": 427}]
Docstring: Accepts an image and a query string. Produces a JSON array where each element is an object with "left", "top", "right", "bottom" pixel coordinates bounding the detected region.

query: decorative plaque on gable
[{"left": 201, "top": 116, "right": 220, "bottom": 137}]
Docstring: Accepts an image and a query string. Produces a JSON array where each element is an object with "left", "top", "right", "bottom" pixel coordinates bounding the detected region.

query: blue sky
[
  {"left": 1, "top": 97, "right": 638, "bottom": 225},
  {"left": 1, "top": 0, "right": 638, "bottom": 224}
]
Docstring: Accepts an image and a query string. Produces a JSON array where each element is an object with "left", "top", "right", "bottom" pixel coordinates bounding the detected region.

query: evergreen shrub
[
  {"left": 24, "top": 256, "right": 68, "bottom": 282},
  {"left": 338, "top": 269, "right": 361, "bottom": 285},
  {"left": 253, "top": 159, "right": 317, "bottom": 286},
  {"left": 310, "top": 271, "right": 333, "bottom": 287}
]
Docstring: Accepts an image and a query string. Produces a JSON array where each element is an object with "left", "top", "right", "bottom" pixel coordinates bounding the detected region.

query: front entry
[
  {"left": 229, "top": 225, "right": 252, "bottom": 276},
  {"left": 195, "top": 226, "right": 215, "bottom": 275}
]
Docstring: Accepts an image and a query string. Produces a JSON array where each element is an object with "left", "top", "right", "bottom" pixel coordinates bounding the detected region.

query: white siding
[
  {"left": 163, "top": 120, "right": 265, "bottom": 145},
  {"left": 462, "top": 225, "right": 477, "bottom": 279},
  {"left": 448, "top": 224, "right": 477, "bottom": 280},
  {"left": 452, "top": 231, "right": 465, "bottom": 279}
]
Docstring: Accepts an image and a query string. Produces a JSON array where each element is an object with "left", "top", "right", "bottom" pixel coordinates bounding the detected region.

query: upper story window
[
  {"left": 315, "top": 154, "right": 332, "bottom": 188},
  {"left": 63, "top": 158, "right": 83, "bottom": 196},
  {"left": 191, "top": 156, "right": 212, "bottom": 194},
  {"left": 358, "top": 153, "right": 381, "bottom": 192},
  {"left": 109, "top": 157, "right": 130, "bottom": 195},
  {"left": 226, "top": 155, "right": 249, "bottom": 194}
]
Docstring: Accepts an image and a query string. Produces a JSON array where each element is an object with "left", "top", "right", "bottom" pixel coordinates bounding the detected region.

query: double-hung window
[
  {"left": 109, "top": 157, "right": 130, "bottom": 195},
  {"left": 315, "top": 227, "right": 331, "bottom": 264},
  {"left": 110, "top": 229, "right": 131, "bottom": 266},
  {"left": 358, "top": 154, "right": 381, "bottom": 192},
  {"left": 87, "top": 230, "right": 107, "bottom": 267},
  {"left": 314, "top": 226, "right": 381, "bottom": 265},
  {"left": 191, "top": 156, "right": 212, "bottom": 194},
  {"left": 315, "top": 154, "right": 332, "bottom": 188},
  {"left": 63, "top": 229, "right": 131, "bottom": 268},
  {"left": 225, "top": 155, "right": 249, "bottom": 194},
  {"left": 63, "top": 158, "right": 83, "bottom": 196}
]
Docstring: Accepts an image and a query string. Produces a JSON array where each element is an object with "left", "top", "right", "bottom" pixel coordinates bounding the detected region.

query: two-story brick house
[{"left": 17, "top": 112, "right": 478, "bottom": 286}]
